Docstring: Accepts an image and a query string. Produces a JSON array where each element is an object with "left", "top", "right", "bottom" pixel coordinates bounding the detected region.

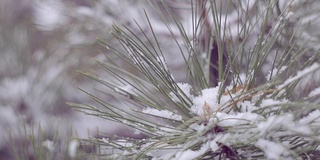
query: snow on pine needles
[
  {"left": 76, "top": 62, "right": 320, "bottom": 159},
  {"left": 72, "top": 1, "right": 320, "bottom": 159}
]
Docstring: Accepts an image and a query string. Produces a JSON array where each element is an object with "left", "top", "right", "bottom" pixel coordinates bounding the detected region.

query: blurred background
[{"left": 0, "top": 0, "right": 191, "bottom": 158}]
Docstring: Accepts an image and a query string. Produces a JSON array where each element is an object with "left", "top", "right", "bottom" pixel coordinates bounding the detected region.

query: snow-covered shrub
[
  {"left": 3, "top": 0, "right": 319, "bottom": 158},
  {"left": 71, "top": 0, "right": 320, "bottom": 159}
]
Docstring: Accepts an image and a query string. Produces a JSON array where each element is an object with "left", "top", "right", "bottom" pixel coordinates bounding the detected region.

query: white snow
[
  {"left": 257, "top": 113, "right": 313, "bottom": 136},
  {"left": 238, "top": 100, "right": 256, "bottom": 112},
  {"left": 0, "top": 77, "right": 29, "bottom": 101},
  {"left": 209, "top": 140, "right": 219, "bottom": 152},
  {"left": 278, "top": 63, "right": 320, "bottom": 89},
  {"left": 68, "top": 140, "right": 79, "bottom": 158},
  {"left": 191, "top": 86, "right": 220, "bottom": 115},
  {"left": 115, "top": 85, "right": 136, "bottom": 96},
  {"left": 259, "top": 98, "right": 288, "bottom": 113},
  {"left": 101, "top": 138, "right": 134, "bottom": 148},
  {"left": 299, "top": 109, "right": 320, "bottom": 124},
  {"left": 257, "top": 114, "right": 293, "bottom": 136},
  {"left": 216, "top": 112, "right": 262, "bottom": 127},
  {"left": 175, "top": 142, "right": 209, "bottom": 160},
  {"left": 42, "top": 140, "right": 54, "bottom": 152},
  {"left": 214, "top": 133, "right": 231, "bottom": 145},
  {"left": 260, "top": 98, "right": 287, "bottom": 107},
  {"left": 288, "top": 124, "right": 313, "bottom": 135},
  {"left": 34, "top": 0, "right": 68, "bottom": 31},
  {"left": 76, "top": 6, "right": 94, "bottom": 17},
  {"left": 255, "top": 139, "right": 289, "bottom": 159},
  {"left": 133, "top": 129, "right": 141, "bottom": 135},
  {"left": 308, "top": 87, "right": 320, "bottom": 97},
  {"left": 170, "top": 83, "right": 193, "bottom": 103},
  {"left": 237, "top": 73, "right": 247, "bottom": 84},
  {"left": 142, "top": 108, "right": 182, "bottom": 121},
  {"left": 266, "top": 66, "right": 287, "bottom": 81}
]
